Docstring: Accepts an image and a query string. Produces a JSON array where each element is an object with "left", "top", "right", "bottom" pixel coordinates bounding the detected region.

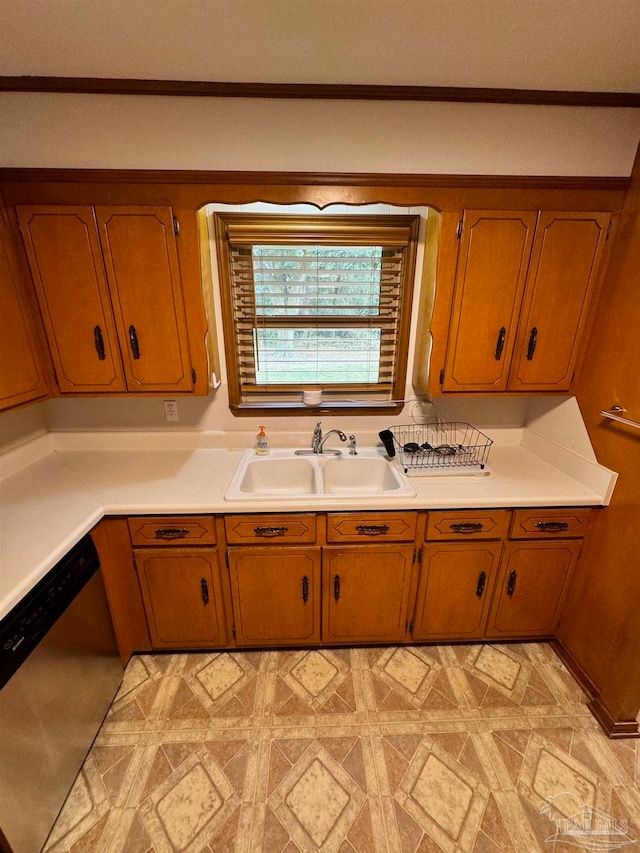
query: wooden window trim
[{"left": 214, "top": 213, "right": 420, "bottom": 415}]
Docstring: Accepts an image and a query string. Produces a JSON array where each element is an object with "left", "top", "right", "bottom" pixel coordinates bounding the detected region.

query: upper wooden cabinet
[
  {"left": 508, "top": 212, "right": 610, "bottom": 391},
  {"left": 439, "top": 210, "right": 611, "bottom": 393},
  {"left": 17, "top": 205, "right": 194, "bottom": 394},
  {"left": 0, "top": 210, "right": 50, "bottom": 411},
  {"left": 96, "top": 207, "right": 193, "bottom": 392},
  {"left": 443, "top": 211, "right": 537, "bottom": 392}
]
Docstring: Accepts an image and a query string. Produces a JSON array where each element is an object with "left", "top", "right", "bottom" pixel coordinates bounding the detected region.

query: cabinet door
[
  {"left": 413, "top": 543, "right": 501, "bottom": 641},
  {"left": 443, "top": 211, "right": 537, "bottom": 392},
  {"left": 135, "top": 548, "right": 227, "bottom": 648},
  {"left": 96, "top": 206, "right": 193, "bottom": 392},
  {"left": 485, "top": 541, "right": 581, "bottom": 639},
  {"left": 228, "top": 547, "right": 321, "bottom": 646},
  {"left": 509, "top": 212, "right": 611, "bottom": 391},
  {"left": 17, "top": 206, "right": 126, "bottom": 392},
  {"left": 0, "top": 213, "right": 49, "bottom": 410},
  {"left": 322, "top": 545, "right": 413, "bottom": 644}
]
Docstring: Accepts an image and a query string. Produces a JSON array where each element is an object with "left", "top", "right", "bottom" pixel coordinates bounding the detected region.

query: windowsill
[{"left": 230, "top": 401, "right": 404, "bottom": 416}]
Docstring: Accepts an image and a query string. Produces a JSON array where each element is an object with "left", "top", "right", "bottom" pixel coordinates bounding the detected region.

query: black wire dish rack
[{"left": 387, "top": 422, "right": 493, "bottom": 475}]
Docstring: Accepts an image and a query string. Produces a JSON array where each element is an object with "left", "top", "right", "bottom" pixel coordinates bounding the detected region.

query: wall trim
[
  {"left": 552, "top": 640, "right": 640, "bottom": 739},
  {"left": 0, "top": 168, "right": 630, "bottom": 192},
  {"left": 2, "top": 76, "right": 640, "bottom": 108}
]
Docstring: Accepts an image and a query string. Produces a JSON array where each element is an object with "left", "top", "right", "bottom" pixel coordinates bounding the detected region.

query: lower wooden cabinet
[
  {"left": 228, "top": 547, "right": 321, "bottom": 646},
  {"left": 118, "top": 508, "right": 591, "bottom": 656},
  {"left": 135, "top": 547, "right": 227, "bottom": 648},
  {"left": 322, "top": 545, "right": 414, "bottom": 643},
  {"left": 485, "top": 541, "right": 581, "bottom": 638},
  {"left": 413, "top": 543, "right": 501, "bottom": 641}
]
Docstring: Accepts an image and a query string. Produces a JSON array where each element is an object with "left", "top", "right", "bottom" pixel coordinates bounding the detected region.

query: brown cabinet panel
[
  {"left": 224, "top": 514, "right": 316, "bottom": 545},
  {"left": 413, "top": 543, "right": 501, "bottom": 640},
  {"left": 0, "top": 212, "right": 49, "bottom": 410},
  {"left": 510, "top": 508, "right": 592, "bottom": 539},
  {"left": 509, "top": 212, "right": 611, "bottom": 391},
  {"left": 96, "top": 206, "right": 193, "bottom": 392},
  {"left": 443, "top": 211, "right": 537, "bottom": 392},
  {"left": 128, "top": 515, "right": 216, "bottom": 546},
  {"left": 327, "top": 512, "right": 417, "bottom": 543},
  {"left": 228, "top": 547, "right": 321, "bottom": 646},
  {"left": 17, "top": 205, "right": 125, "bottom": 392},
  {"left": 135, "top": 547, "right": 227, "bottom": 648},
  {"left": 322, "top": 544, "right": 413, "bottom": 643},
  {"left": 426, "top": 510, "right": 509, "bottom": 541},
  {"left": 485, "top": 540, "right": 581, "bottom": 639}
]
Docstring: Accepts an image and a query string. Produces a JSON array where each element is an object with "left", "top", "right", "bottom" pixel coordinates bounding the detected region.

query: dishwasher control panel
[{"left": 0, "top": 535, "right": 100, "bottom": 688}]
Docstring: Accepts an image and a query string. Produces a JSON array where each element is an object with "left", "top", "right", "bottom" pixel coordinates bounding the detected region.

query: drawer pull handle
[
  {"left": 254, "top": 526, "right": 288, "bottom": 537},
  {"left": 450, "top": 522, "right": 483, "bottom": 533},
  {"left": 93, "top": 325, "right": 106, "bottom": 360},
  {"left": 526, "top": 326, "right": 538, "bottom": 361},
  {"left": 355, "top": 524, "right": 390, "bottom": 535},
  {"left": 476, "top": 571, "right": 487, "bottom": 597},
  {"left": 128, "top": 324, "right": 141, "bottom": 360},
  {"left": 535, "top": 521, "right": 569, "bottom": 532},
  {"left": 507, "top": 570, "right": 517, "bottom": 597},
  {"left": 333, "top": 574, "right": 341, "bottom": 601},
  {"left": 302, "top": 575, "right": 309, "bottom": 603},
  {"left": 155, "top": 527, "right": 190, "bottom": 539},
  {"left": 200, "top": 578, "right": 209, "bottom": 605},
  {"left": 494, "top": 326, "right": 506, "bottom": 361}
]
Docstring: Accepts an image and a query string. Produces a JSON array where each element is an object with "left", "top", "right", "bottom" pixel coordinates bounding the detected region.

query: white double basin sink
[{"left": 225, "top": 447, "right": 415, "bottom": 500}]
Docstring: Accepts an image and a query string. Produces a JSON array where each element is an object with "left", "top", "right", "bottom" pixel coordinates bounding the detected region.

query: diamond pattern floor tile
[{"left": 43, "top": 644, "right": 640, "bottom": 852}]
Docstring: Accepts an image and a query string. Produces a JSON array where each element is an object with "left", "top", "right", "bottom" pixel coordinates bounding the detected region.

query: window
[{"left": 214, "top": 213, "right": 420, "bottom": 413}]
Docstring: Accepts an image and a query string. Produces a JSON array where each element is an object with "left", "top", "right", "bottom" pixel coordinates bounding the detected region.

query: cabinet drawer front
[
  {"left": 426, "top": 510, "right": 509, "bottom": 540},
  {"left": 509, "top": 509, "right": 592, "bottom": 539},
  {"left": 327, "top": 512, "right": 418, "bottom": 542},
  {"left": 224, "top": 514, "right": 316, "bottom": 545},
  {"left": 128, "top": 516, "right": 216, "bottom": 546}
]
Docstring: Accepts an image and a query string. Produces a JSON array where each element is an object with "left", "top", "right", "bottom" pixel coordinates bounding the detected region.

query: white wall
[{"left": 1, "top": 93, "right": 639, "bottom": 176}]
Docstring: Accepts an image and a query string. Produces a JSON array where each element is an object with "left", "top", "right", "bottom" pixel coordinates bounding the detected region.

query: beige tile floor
[{"left": 43, "top": 643, "right": 640, "bottom": 852}]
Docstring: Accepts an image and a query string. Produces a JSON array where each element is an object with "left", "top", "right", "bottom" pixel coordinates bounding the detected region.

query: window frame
[{"left": 213, "top": 212, "right": 420, "bottom": 415}]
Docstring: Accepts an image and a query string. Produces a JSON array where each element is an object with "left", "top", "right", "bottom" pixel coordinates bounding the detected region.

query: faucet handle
[
  {"left": 348, "top": 435, "right": 357, "bottom": 455},
  {"left": 312, "top": 421, "right": 322, "bottom": 451}
]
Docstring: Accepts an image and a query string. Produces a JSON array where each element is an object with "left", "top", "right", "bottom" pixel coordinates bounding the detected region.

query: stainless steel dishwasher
[{"left": 0, "top": 535, "right": 123, "bottom": 853}]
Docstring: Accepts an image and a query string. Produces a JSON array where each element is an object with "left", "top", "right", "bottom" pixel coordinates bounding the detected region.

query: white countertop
[{"left": 0, "top": 428, "right": 617, "bottom": 620}]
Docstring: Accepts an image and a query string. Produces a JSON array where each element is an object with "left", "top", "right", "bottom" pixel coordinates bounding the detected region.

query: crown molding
[{"left": 2, "top": 76, "right": 640, "bottom": 108}]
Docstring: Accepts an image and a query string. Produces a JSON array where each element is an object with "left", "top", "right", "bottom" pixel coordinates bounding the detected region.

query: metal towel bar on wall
[{"left": 600, "top": 406, "right": 640, "bottom": 431}]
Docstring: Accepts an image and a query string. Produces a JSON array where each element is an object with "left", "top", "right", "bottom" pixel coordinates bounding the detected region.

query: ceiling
[{"left": 1, "top": 0, "right": 640, "bottom": 93}]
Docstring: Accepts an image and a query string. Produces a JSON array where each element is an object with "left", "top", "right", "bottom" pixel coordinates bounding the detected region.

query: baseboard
[
  {"left": 551, "top": 640, "right": 599, "bottom": 699},
  {"left": 588, "top": 697, "right": 640, "bottom": 739},
  {"left": 552, "top": 640, "right": 640, "bottom": 739}
]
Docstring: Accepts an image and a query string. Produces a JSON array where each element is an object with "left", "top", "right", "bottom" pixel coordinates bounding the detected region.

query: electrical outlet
[{"left": 163, "top": 400, "right": 179, "bottom": 422}]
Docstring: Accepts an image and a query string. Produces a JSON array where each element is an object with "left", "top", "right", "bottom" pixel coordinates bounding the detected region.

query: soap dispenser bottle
[{"left": 255, "top": 425, "right": 270, "bottom": 455}]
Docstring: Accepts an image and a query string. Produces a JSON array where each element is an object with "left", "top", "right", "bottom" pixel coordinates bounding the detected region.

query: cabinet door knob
[
  {"left": 93, "top": 325, "right": 106, "bottom": 360},
  {"left": 301, "top": 575, "right": 309, "bottom": 603},
  {"left": 128, "top": 324, "right": 141, "bottom": 359},
  {"left": 526, "top": 327, "right": 538, "bottom": 361},
  {"left": 333, "top": 574, "right": 341, "bottom": 601},
  {"left": 200, "top": 577, "right": 209, "bottom": 605},
  {"left": 476, "top": 571, "right": 487, "bottom": 597},
  {"left": 494, "top": 326, "right": 506, "bottom": 361},
  {"left": 507, "top": 570, "right": 517, "bottom": 597}
]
